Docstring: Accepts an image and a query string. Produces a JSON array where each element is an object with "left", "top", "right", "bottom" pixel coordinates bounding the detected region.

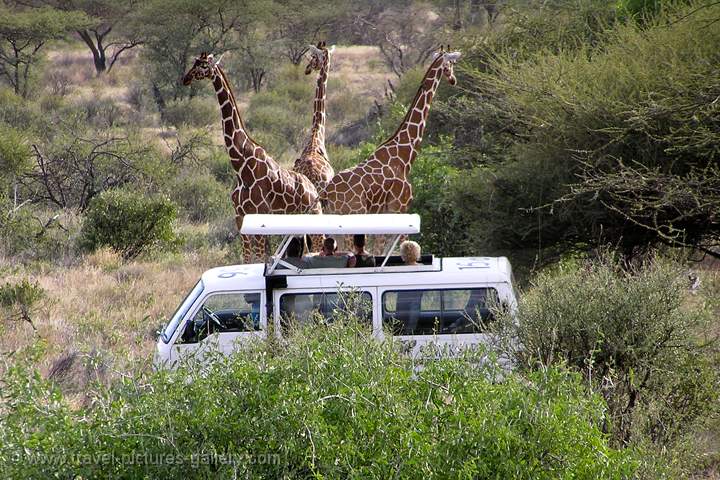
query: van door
[{"left": 170, "top": 291, "right": 265, "bottom": 364}]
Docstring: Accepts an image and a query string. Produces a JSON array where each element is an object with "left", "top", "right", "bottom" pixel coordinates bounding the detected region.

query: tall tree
[
  {"left": 61, "top": 0, "right": 142, "bottom": 75},
  {"left": 0, "top": 5, "right": 92, "bottom": 97}
]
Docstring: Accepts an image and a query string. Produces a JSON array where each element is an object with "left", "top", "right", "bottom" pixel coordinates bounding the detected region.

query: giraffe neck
[
  {"left": 385, "top": 59, "right": 444, "bottom": 162},
  {"left": 212, "top": 66, "right": 264, "bottom": 171},
  {"left": 301, "top": 52, "right": 329, "bottom": 158}
]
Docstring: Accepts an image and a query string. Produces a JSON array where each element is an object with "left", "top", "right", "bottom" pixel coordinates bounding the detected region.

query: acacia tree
[
  {"left": 64, "top": 0, "right": 142, "bottom": 75},
  {"left": 353, "top": 2, "right": 444, "bottom": 77},
  {"left": 0, "top": 5, "right": 92, "bottom": 97},
  {"left": 135, "top": 0, "right": 270, "bottom": 103}
]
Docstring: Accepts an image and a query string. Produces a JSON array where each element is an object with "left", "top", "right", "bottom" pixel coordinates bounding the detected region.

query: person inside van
[
  {"left": 283, "top": 237, "right": 306, "bottom": 268},
  {"left": 305, "top": 237, "right": 351, "bottom": 268},
  {"left": 400, "top": 240, "right": 421, "bottom": 266},
  {"left": 350, "top": 234, "right": 375, "bottom": 268}
]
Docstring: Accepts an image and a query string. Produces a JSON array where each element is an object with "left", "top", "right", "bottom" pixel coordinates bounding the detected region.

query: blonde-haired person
[{"left": 399, "top": 240, "right": 421, "bottom": 266}]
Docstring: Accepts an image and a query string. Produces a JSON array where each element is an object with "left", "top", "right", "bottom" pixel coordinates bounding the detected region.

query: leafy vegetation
[
  {"left": 0, "top": 318, "right": 637, "bottom": 479},
  {"left": 492, "top": 254, "right": 720, "bottom": 457},
  {"left": 81, "top": 189, "right": 177, "bottom": 259},
  {"left": 0, "top": 0, "right": 718, "bottom": 476}
]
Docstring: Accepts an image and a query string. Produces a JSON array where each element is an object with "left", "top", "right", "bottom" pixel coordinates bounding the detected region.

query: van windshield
[{"left": 162, "top": 280, "right": 204, "bottom": 343}]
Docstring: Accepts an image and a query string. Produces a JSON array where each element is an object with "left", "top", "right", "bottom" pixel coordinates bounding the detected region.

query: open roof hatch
[{"left": 240, "top": 214, "right": 422, "bottom": 275}]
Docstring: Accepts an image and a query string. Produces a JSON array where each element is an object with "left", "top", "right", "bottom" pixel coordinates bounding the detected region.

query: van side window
[
  {"left": 382, "top": 288, "right": 498, "bottom": 336},
  {"left": 279, "top": 291, "right": 372, "bottom": 332},
  {"left": 180, "top": 292, "right": 261, "bottom": 344}
]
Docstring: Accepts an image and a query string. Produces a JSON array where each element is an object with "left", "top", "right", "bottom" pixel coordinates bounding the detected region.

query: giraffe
[
  {"left": 293, "top": 41, "right": 335, "bottom": 192},
  {"left": 293, "top": 41, "right": 335, "bottom": 252},
  {"left": 321, "top": 48, "right": 461, "bottom": 252},
  {"left": 182, "top": 53, "right": 321, "bottom": 263}
]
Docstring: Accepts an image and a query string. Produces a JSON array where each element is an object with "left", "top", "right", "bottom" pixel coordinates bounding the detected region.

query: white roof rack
[{"left": 240, "top": 214, "right": 421, "bottom": 235}]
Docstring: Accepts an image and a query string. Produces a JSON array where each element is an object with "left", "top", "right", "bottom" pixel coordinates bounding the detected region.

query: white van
[{"left": 155, "top": 214, "right": 517, "bottom": 367}]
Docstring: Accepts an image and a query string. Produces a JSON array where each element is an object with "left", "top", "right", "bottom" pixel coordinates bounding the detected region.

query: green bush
[
  {"left": 0, "top": 204, "right": 81, "bottom": 262},
  {"left": 81, "top": 189, "right": 178, "bottom": 260},
  {"left": 492, "top": 254, "right": 720, "bottom": 453},
  {"left": 0, "top": 317, "right": 638, "bottom": 478},
  {"left": 428, "top": 0, "right": 720, "bottom": 266},
  {"left": 170, "top": 173, "right": 233, "bottom": 223},
  {"left": 163, "top": 96, "right": 218, "bottom": 129},
  {"left": 0, "top": 123, "right": 32, "bottom": 192},
  {"left": 408, "top": 140, "right": 468, "bottom": 257},
  {"left": 0, "top": 278, "right": 45, "bottom": 331}
]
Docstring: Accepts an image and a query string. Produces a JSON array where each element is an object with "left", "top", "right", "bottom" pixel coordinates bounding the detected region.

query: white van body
[{"left": 154, "top": 214, "right": 517, "bottom": 368}]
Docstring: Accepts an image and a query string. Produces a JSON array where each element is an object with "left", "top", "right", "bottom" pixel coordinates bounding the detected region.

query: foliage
[
  {"left": 0, "top": 123, "right": 32, "bottom": 194},
  {"left": 19, "top": 125, "right": 162, "bottom": 212},
  {"left": 46, "top": 0, "right": 142, "bottom": 74},
  {"left": 134, "top": 0, "right": 270, "bottom": 103},
  {"left": 0, "top": 278, "right": 45, "bottom": 331},
  {"left": 162, "top": 96, "right": 218, "bottom": 129},
  {"left": 245, "top": 64, "right": 315, "bottom": 161},
  {"left": 408, "top": 139, "right": 468, "bottom": 256},
  {"left": 0, "top": 317, "right": 638, "bottom": 478},
  {"left": 437, "top": 0, "right": 720, "bottom": 265},
  {"left": 492, "top": 254, "right": 720, "bottom": 452},
  {"left": 170, "top": 172, "right": 233, "bottom": 223},
  {"left": 0, "top": 5, "right": 93, "bottom": 97},
  {"left": 81, "top": 188, "right": 178, "bottom": 260}
]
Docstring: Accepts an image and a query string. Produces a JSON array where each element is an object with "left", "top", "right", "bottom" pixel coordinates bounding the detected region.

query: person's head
[
  {"left": 321, "top": 237, "right": 337, "bottom": 256},
  {"left": 286, "top": 237, "right": 303, "bottom": 258},
  {"left": 352, "top": 234, "right": 366, "bottom": 253},
  {"left": 400, "top": 240, "right": 421, "bottom": 265}
]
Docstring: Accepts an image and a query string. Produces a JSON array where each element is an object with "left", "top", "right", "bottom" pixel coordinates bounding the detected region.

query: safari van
[{"left": 155, "top": 214, "right": 517, "bottom": 367}]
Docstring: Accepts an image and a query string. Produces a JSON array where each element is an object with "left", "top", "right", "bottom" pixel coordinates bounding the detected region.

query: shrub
[
  {"left": 163, "top": 96, "right": 218, "bottom": 129},
  {"left": 0, "top": 278, "right": 45, "bottom": 331},
  {"left": 81, "top": 189, "right": 178, "bottom": 260},
  {"left": 492, "top": 254, "right": 720, "bottom": 451},
  {"left": 408, "top": 140, "right": 467, "bottom": 257},
  {"left": 0, "top": 124, "right": 32, "bottom": 192},
  {"left": 0, "top": 317, "right": 638, "bottom": 478},
  {"left": 170, "top": 173, "right": 232, "bottom": 223},
  {"left": 0, "top": 204, "right": 81, "bottom": 262}
]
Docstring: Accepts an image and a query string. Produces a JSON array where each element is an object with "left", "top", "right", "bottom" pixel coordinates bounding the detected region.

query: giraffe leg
[
  {"left": 241, "top": 234, "right": 254, "bottom": 265},
  {"left": 251, "top": 235, "right": 265, "bottom": 263}
]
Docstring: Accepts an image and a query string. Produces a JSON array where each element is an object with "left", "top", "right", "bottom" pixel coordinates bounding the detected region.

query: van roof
[
  {"left": 240, "top": 213, "right": 421, "bottom": 235},
  {"left": 200, "top": 257, "right": 513, "bottom": 292}
]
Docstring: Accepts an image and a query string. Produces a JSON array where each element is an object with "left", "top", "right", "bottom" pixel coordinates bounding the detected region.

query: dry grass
[
  {"left": 331, "top": 45, "right": 393, "bottom": 102},
  {"left": 0, "top": 248, "right": 226, "bottom": 383}
]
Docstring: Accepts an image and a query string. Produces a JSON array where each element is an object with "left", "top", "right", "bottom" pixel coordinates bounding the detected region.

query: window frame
[
  {"left": 381, "top": 287, "right": 499, "bottom": 336},
  {"left": 175, "top": 290, "right": 265, "bottom": 345},
  {"left": 276, "top": 289, "right": 375, "bottom": 333}
]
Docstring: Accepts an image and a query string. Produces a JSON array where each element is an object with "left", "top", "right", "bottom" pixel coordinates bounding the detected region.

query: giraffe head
[
  {"left": 433, "top": 47, "right": 462, "bottom": 86},
  {"left": 304, "top": 41, "right": 333, "bottom": 75},
  {"left": 182, "top": 52, "right": 222, "bottom": 86}
]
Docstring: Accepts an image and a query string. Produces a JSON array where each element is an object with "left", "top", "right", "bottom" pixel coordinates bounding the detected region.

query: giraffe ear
[
  {"left": 328, "top": 45, "right": 336, "bottom": 55},
  {"left": 446, "top": 51, "right": 462, "bottom": 62}
]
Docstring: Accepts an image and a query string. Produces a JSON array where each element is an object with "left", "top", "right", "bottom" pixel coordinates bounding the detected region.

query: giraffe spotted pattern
[
  {"left": 293, "top": 41, "right": 335, "bottom": 193},
  {"left": 321, "top": 49, "right": 460, "bottom": 252},
  {"left": 183, "top": 53, "right": 321, "bottom": 264}
]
